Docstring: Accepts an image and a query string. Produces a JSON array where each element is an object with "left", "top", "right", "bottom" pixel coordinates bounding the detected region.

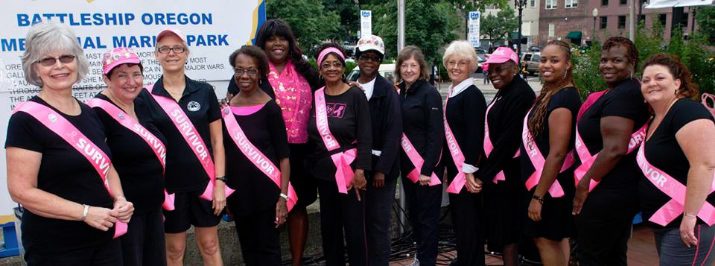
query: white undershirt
[{"left": 359, "top": 77, "right": 377, "bottom": 101}]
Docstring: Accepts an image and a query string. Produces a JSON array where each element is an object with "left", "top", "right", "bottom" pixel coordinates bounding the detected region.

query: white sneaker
[{"left": 410, "top": 258, "right": 420, "bottom": 266}]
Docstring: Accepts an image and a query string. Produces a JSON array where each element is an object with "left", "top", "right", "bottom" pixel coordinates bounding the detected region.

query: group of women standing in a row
[{"left": 5, "top": 18, "right": 715, "bottom": 266}]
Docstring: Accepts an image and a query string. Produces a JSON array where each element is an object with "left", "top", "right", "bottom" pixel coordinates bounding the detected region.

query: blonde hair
[
  {"left": 442, "top": 40, "right": 478, "bottom": 73},
  {"left": 21, "top": 21, "right": 89, "bottom": 87}
]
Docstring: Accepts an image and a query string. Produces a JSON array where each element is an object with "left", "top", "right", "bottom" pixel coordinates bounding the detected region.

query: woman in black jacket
[{"left": 396, "top": 46, "right": 444, "bottom": 266}]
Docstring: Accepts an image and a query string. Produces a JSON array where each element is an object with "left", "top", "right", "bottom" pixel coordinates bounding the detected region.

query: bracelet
[
  {"left": 80, "top": 204, "right": 89, "bottom": 221},
  {"left": 532, "top": 195, "right": 544, "bottom": 205},
  {"left": 279, "top": 193, "right": 289, "bottom": 200},
  {"left": 215, "top": 176, "right": 226, "bottom": 182},
  {"left": 684, "top": 213, "right": 697, "bottom": 218}
]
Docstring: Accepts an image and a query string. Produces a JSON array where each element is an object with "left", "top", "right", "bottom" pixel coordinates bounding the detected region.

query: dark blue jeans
[
  {"left": 365, "top": 176, "right": 397, "bottom": 266},
  {"left": 655, "top": 224, "right": 715, "bottom": 266}
]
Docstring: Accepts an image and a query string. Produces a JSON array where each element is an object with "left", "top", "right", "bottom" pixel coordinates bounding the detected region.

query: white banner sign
[
  {"left": 468, "top": 11, "right": 481, "bottom": 48},
  {"left": 0, "top": 0, "right": 265, "bottom": 215},
  {"left": 360, "top": 10, "right": 372, "bottom": 38}
]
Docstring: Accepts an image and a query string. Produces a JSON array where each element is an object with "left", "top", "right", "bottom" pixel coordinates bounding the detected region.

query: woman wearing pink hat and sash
[
  {"left": 478, "top": 47, "right": 535, "bottom": 265},
  {"left": 87, "top": 47, "right": 170, "bottom": 266}
]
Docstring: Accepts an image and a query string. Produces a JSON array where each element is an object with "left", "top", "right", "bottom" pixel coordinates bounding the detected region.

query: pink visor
[
  {"left": 482, "top": 47, "right": 518, "bottom": 72},
  {"left": 102, "top": 47, "right": 141, "bottom": 75},
  {"left": 157, "top": 28, "right": 187, "bottom": 43}
]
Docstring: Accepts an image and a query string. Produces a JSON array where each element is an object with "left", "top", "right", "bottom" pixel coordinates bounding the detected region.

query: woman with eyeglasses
[
  {"left": 6, "top": 21, "right": 133, "bottom": 265},
  {"left": 223, "top": 45, "right": 292, "bottom": 266},
  {"left": 442, "top": 40, "right": 488, "bottom": 266},
  {"left": 308, "top": 43, "right": 372, "bottom": 265},
  {"left": 140, "top": 28, "right": 228, "bottom": 266},
  {"left": 227, "top": 20, "right": 320, "bottom": 265}
]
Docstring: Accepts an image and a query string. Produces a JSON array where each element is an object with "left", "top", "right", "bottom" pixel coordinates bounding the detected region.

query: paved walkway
[{"left": 436, "top": 73, "right": 543, "bottom": 101}]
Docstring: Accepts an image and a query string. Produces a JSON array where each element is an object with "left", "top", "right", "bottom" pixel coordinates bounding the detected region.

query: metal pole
[
  {"left": 517, "top": 0, "right": 523, "bottom": 63},
  {"left": 629, "top": 0, "right": 636, "bottom": 41},
  {"left": 397, "top": 0, "right": 405, "bottom": 52},
  {"left": 397, "top": 0, "right": 406, "bottom": 236}
]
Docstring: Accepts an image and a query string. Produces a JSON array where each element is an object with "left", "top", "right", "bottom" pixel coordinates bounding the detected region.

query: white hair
[
  {"left": 21, "top": 21, "right": 89, "bottom": 87},
  {"left": 442, "top": 40, "right": 478, "bottom": 73}
]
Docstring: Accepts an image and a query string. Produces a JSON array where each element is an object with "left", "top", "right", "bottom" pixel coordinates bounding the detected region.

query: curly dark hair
[
  {"left": 229, "top": 45, "right": 270, "bottom": 82},
  {"left": 602, "top": 36, "right": 639, "bottom": 74},
  {"left": 642, "top": 53, "right": 699, "bottom": 100},
  {"left": 529, "top": 40, "right": 577, "bottom": 137},
  {"left": 255, "top": 19, "right": 319, "bottom": 89}
]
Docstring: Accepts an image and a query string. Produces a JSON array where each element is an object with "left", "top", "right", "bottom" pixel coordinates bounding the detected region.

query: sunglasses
[{"left": 36, "top": 55, "right": 76, "bottom": 67}]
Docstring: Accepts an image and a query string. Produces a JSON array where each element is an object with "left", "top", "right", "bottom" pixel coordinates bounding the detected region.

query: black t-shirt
[
  {"left": 639, "top": 99, "right": 715, "bottom": 228},
  {"left": 399, "top": 80, "right": 444, "bottom": 176},
  {"left": 576, "top": 78, "right": 649, "bottom": 192},
  {"left": 520, "top": 87, "right": 581, "bottom": 195},
  {"left": 477, "top": 76, "right": 536, "bottom": 183},
  {"left": 444, "top": 84, "right": 487, "bottom": 177},
  {"left": 307, "top": 86, "right": 372, "bottom": 181},
  {"left": 224, "top": 101, "right": 290, "bottom": 214},
  {"left": 92, "top": 93, "right": 166, "bottom": 214},
  {"left": 140, "top": 76, "right": 222, "bottom": 192},
  {"left": 5, "top": 97, "right": 114, "bottom": 254}
]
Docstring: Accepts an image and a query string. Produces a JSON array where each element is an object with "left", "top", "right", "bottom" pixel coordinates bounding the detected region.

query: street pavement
[{"left": 435, "top": 73, "right": 542, "bottom": 101}]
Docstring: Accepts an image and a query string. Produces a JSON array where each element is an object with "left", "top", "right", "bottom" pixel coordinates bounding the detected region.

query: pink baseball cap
[
  {"left": 102, "top": 47, "right": 142, "bottom": 75},
  {"left": 483, "top": 47, "right": 518, "bottom": 72},
  {"left": 156, "top": 28, "right": 187, "bottom": 44}
]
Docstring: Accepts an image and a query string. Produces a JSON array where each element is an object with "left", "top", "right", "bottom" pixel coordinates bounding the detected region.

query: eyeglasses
[
  {"left": 157, "top": 46, "right": 187, "bottom": 54},
  {"left": 359, "top": 54, "right": 381, "bottom": 62},
  {"left": 446, "top": 60, "right": 470, "bottom": 68},
  {"left": 320, "top": 62, "right": 343, "bottom": 70},
  {"left": 36, "top": 55, "right": 76, "bottom": 67},
  {"left": 234, "top": 68, "right": 259, "bottom": 77}
]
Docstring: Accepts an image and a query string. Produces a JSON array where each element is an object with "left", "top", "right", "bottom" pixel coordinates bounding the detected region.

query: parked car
[
  {"left": 347, "top": 63, "right": 396, "bottom": 83},
  {"left": 521, "top": 52, "right": 540, "bottom": 76}
]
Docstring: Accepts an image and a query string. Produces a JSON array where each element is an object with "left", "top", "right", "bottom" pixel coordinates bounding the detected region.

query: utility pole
[
  {"left": 629, "top": 0, "right": 636, "bottom": 41},
  {"left": 516, "top": 0, "right": 525, "bottom": 62},
  {"left": 397, "top": 0, "right": 405, "bottom": 52}
]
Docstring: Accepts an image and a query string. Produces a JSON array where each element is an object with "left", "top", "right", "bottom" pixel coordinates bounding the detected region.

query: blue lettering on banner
[
  {"left": 140, "top": 13, "right": 213, "bottom": 25},
  {"left": 186, "top": 34, "right": 229, "bottom": 47},
  {"left": 16, "top": 13, "right": 136, "bottom": 27},
  {"left": 113, "top": 36, "right": 157, "bottom": 48},
  {"left": 1, "top": 38, "right": 26, "bottom": 52}
]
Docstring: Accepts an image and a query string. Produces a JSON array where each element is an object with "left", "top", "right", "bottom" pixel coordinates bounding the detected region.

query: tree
[
  {"left": 266, "top": 0, "right": 341, "bottom": 54},
  {"left": 322, "top": 0, "right": 360, "bottom": 42},
  {"left": 366, "top": 0, "right": 462, "bottom": 63},
  {"left": 480, "top": 7, "right": 518, "bottom": 48},
  {"left": 696, "top": 6, "right": 715, "bottom": 44}
]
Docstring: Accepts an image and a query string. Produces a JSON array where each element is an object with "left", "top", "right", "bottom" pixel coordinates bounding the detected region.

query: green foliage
[
  {"left": 573, "top": 23, "right": 715, "bottom": 96},
  {"left": 367, "top": 0, "right": 461, "bottom": 64},
  {"left": 266, "top": 0, "right": 341, "bottom": 54},
  {"left": 480, "top": 8, "right": 518, "bottom": 48},
  {"left": 322, "top": 0, "right": 360, "bottom": 42},
  {"left": 344, "top": 60, "right": 357, "bottom": 75},
  {"left": 696, "top": 7, "right": 715, "bottom": 44}
]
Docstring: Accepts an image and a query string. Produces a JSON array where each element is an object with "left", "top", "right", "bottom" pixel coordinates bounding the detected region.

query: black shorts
[
  {"left": 163, "top": 190, "right": 221, "bottom": 233},
  {"left": 25, "top": 238, "right": 122, "bottom": 266}
]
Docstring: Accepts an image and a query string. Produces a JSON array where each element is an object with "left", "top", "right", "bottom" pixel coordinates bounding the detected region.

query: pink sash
[
  {"left": 86, "top": 98, "right": 176, "bottom": 211},
  {"left": 221, "top": 106, "right": 298, "bottom": 211},
  {"left": 14, "top": 101, "right": 127, "bottom": 238},
  {"left": 400, "top": 134, "right": 441, "bottom": 186},
  {"left": 483, "top": 100, "right": 520, "bottom": 184},
  {"left": 636, "top": 143, "right": 715, "bottom": 226},
  {"left": 314, "top": 88, "right": 357, "bottom": 194},
  {"left": 444, "top": 97, "right": 468, "bottom": 194},
  {"left": 573, "top": 90, "right": 646, "bottom": 191},
  {"left": 702, "top": 93, "right": 715, "bottom": 118},
  {"left": 146, "top": 85, "right": 235, "bottom": 200},
  {"left": 521, "top": 109, "right": 574, "bottom": 198}
]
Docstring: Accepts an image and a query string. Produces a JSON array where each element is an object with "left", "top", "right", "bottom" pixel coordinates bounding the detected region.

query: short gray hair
[
  {"left": 442, "top": 40, "right": 478, "bottom": 73},
  {"left": 21, "top": 21, "right": 89, "bottom": 87}
]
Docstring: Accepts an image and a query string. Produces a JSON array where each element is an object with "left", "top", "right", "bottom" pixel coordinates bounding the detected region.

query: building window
[
  {"left": 602, "top": 0, "right": 608, "bottom": 6},
  {"left": 566, "top": 0, "right": 578, "bottom": 8},
  {"left": 639, "top": 15, "right": 646, "bottom": 23},
  {"left": 618, "top": 16, "right": 626, "bottom": 28},
  {"left": 546, "top": 0, "right": 557, "bottom": 9},
  {"left": 659, "top": 13, "right": 667, "bottom": 26},
  {"left": 548, "top": 23, "right": 555, "bottom": 37},
  {"left": 531, "top": 0, "right": 536, "bottom": 7},
  {"left": 680, "top": 13, "right": 689, "bottom": 27},
  {"left": 620, "top": 0, "right": 627, "bottom": 4},
  {"left": 600, "top": 16, "right": 608, "bottom": 29}
]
